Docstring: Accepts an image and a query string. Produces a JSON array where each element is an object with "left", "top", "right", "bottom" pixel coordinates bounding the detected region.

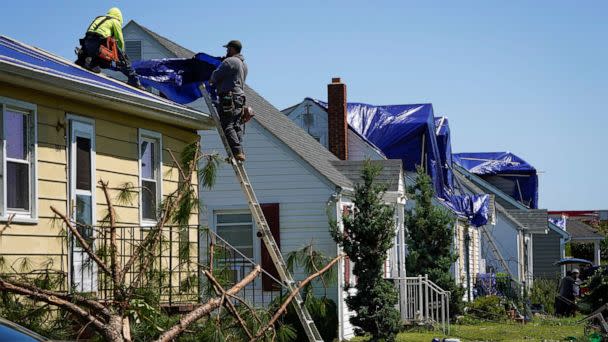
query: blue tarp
[
  {"left": 312, "top": 99, "right": 490, "bottom": 226},
  {"left": 133, "top": 53, "right": 221, "bottom": 104},
  {"left": 549, "top": 217, "right": 567, "bottom": 230},
  {"left": 453, "top": 152, "right": 539, "bottom": 208},
  {"left": 0, "top": 35, "right": 157, "bottom": 99}
]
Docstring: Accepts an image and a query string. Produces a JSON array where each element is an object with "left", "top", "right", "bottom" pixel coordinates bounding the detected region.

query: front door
[{"left": 68, "top": 116, "right": 96, "bottom": 292}]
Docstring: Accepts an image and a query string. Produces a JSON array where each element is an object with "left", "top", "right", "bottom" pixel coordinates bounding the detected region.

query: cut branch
[
  {"left": 251, "top": 255, "right": 342, "bottom": 341},
  {"left": 0, "top": 277, "right": 107, "bottom": 333},
  {"left": 154, "top": 265, "right": 261, "bottom": 342},
  {"left": 205, "top": 270, "right": 253, "bottom": 339},
  {"left": 50, "top": 206, "right": 112, "bottom": 277},
  {"left": 100, "top": 180, "right": 122, "bottom": 295}
]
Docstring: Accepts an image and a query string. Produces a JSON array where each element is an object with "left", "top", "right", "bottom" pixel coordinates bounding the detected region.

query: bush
[
  {"left": 581, "top": 267, "right": 608, "bottom": 314},
  {"left": 466, "top": 295, "right": 506, "bottom": 321},
  {"left": 529, "top": 278, "right": 559, "bottom": 315}
]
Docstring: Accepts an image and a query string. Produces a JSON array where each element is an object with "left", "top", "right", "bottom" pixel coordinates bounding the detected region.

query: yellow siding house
[{"left": 0, "top": 36, "right": 212, "bottom": 299}]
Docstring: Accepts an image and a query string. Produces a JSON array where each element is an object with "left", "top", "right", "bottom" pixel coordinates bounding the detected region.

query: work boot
[
  {"left": 128, "top": 77, "right": 146, "bottom": 91},
  {"left": 234, "top": 153, "right": 246, "bottom": 162},
  {"left": 83, "top": 57, "right": 101, "bottom": 73}
]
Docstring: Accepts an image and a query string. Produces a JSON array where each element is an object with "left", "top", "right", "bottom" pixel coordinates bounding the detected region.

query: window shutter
[{"left": 260, "top": 203, "right": 281, "bottom": 291}]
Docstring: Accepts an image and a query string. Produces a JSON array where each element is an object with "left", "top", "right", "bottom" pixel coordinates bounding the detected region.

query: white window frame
[
  {"left": 66, "top": 113, "right": 97, "bottom": 292},
  {"left": 213, "top": 209, "right": 257, "bottom": 285},
  {"left": 0, "top": 96, "right": 37, "bottom": 223},
  {"left": 138, "top": 129, "right": 162, "bottom": 226}
]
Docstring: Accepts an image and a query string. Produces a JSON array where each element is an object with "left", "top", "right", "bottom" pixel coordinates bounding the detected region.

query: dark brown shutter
[{"left": 260, "top": 203, "right": 281, "bottom": 291}]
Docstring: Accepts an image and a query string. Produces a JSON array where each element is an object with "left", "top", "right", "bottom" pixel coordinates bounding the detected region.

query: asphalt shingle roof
[
  {"left": 332, "top": 160, "right": 402, "bottom": 192},
  {"left": 562, "top": 218, "right": 604, "bottom": 241},
  {"left": 133, "top": 24, "right": 354, "bottom": 189},
  {"left": 505, "top": 209, "right": 548, "bottom": 232}
]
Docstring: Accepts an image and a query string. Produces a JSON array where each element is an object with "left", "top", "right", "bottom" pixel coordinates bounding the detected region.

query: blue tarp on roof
[
  {"left": 0, "top": 35, "right": 157, "bottom": 100},
  {"left": 453, "top": 152, "right": 539, "bottom": 208},
  {"left": 133, "top": 53, "right": 221, "bottom": 104},
  {"left": 312, "top": 99, "right": 490, "bottom": 226}
]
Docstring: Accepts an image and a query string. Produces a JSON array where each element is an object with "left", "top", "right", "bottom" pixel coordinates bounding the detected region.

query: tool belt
[{"left": 219, "top": 92, "right": 254, "bottom": 124}]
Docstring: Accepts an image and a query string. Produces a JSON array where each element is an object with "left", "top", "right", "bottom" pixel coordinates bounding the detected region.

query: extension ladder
[{"left": 200, "top": 86, "right": 324, "bottom": 342}]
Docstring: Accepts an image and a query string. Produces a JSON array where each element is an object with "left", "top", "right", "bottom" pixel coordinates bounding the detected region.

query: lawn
[{"left": 350, "top": 316, "right": 587, "bottom": 342}]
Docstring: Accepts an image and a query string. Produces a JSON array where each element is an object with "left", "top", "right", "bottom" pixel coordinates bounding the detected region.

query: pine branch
[
  {"left": 250, "top": 254, "right": 342, "bottom": 341},
  {"left": 154, "top": 265, "right": 261, "bottom": 342},
  {"left": 50, "top": 206, "right": 112, "bottom": 277},
  {"left": 99, "top": 180, "right": 122, "bottom": 297}
]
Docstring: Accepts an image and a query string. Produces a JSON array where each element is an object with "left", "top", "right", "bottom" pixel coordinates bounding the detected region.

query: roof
[
  {"left": 505, "top": 209, "right": 549, "bottom": 233},
  {"left": 332, "top": 160, "right": 402, "bottom": 192},
  {"left": 133, "top": 22, "right": 355, "bottom": 189},
  {"left": 563, "top": 218, "right": 604, "bottom": 241},
  {"left": 126, "top": 20, "right": 195, "bottom": 58},
  {"left": 245, "top": 85, "right": 353, "bottom": 189},
  {"left": 0, "top": 35, "right": 211, "bottom": 129},
  {"left": 455, "top": 166, "right": 569, "bottom": 238}
]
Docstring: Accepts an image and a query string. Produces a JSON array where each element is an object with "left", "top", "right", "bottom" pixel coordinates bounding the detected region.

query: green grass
[{"left": 350, "top": 316, "right": 587, "bottom": 342}]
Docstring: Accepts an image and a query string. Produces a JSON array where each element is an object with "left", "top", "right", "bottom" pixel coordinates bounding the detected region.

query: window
[
  {"left": 125, "top": 40, "right": 142, "bottom": 61},
  {"left": 216, "top": 212, "right": 254, "bottom": 258},
  {"left": 139, "top": 130, "right": 161, "bottom": 223},
  {"left": 1, "top": 97, "right": 37, "bottom": 220}
]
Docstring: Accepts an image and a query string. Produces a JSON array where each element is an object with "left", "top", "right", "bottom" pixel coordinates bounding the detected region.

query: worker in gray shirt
[{"left": 210, "top": 40, "right": 248, "bottom": 161}]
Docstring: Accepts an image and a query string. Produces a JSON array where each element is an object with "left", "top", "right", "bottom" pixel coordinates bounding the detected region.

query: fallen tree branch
[
  {"left": 0, "top": 277, "right": 107, "bottom": 334},
  {"left": 50, "top": 206, "right": 112, "bottom": 277},
  {"left": 154, "top": 265, "right": 261, "bottom": 342},
  {"left": 205, "top": 269, "right": 253, "bottom": 339},
  {"left": 99, "top": 180, "right": 122, "bottom": 294},
  {"left": 251, "top": 255, "right": 342, "bottom": 341}
]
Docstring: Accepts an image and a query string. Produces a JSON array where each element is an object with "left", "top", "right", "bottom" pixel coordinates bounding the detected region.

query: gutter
[{"left": 0, "top": 60, "right": 214, "bottom": 130}]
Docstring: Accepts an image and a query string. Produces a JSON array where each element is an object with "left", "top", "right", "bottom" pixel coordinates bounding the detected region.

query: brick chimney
[{"left": 327, "top": 77, "right": 348, "bottom": 160}]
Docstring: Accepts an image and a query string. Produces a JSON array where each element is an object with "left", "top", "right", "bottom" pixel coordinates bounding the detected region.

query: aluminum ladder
[{"left": 200, "top": 86, "right": 324, "bottom": 342}]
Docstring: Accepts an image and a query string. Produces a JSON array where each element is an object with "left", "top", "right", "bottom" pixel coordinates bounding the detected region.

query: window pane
[
  {"left": 76, "top": 137, "right": 91, "bottom": 190},
  {"left": 217, "top": 213, "right": 252, "bottom": 224},
  {"left": 141, "top": 140, "right": 155, "bottom": 180},
  {"left": 217, "top": 222, "right": 253, "bottom": 258},
  {"left": 6, "top": 110, "right": 27, "bottom": 160},
  {"left": 142, "top": 180, "right": 157, "bottom": 220},
  {"left": 76, "top": 194, "right": 93, "bottom": 246},
  {"left": 7, "top": 162, "right": 29, "bottom": 210}
]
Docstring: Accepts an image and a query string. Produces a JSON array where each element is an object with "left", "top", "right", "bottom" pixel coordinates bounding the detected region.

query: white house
[
  {"left": 121, "top": 21, "right": 407, "bottom": 340},
  {"left": 454, "top": 164, "right": 570, "bottom": 286},
  {"left": 283, "top": 94, "right": 483, "bottom": 301}
]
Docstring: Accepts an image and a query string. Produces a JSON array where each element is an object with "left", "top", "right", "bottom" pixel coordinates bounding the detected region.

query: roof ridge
[{"left": 126, "top": 20, "right": 195, "bottom": 58}]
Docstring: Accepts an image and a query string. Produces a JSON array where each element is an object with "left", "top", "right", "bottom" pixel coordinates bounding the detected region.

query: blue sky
[{"left": 2, "top": 1, "right": 606, "bottom": 210}]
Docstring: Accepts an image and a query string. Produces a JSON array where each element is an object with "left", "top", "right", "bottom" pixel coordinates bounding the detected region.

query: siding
[
  {"left": 481, "top": 212, "right": 521, "bottom": 280},
  {"left": 533, "top": 229, "right": 562, "bottom": 279},
  {"left": 347, "top": 130, "right": 385, "bottom": 161},
  {"left": 0, "top": 82, "right": 199, "bottom": 288},
  {"left": 199, "top": 121, "right": 339, "bottom": 299},
  {"left": 284, "top": 99, "right": 329, "bottom": 147}
]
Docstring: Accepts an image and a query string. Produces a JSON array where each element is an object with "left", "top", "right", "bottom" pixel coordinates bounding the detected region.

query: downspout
[{"left": 327, "top": 187, "right": 344, "bottom": 341}]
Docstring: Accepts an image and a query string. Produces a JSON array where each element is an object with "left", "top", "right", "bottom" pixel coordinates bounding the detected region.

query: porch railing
[
  {"left": 0, "top": 225, "right": 285, "bottom": 310},
  {"left": 391, "top": 274, "right": 451, "bottom": 334}
]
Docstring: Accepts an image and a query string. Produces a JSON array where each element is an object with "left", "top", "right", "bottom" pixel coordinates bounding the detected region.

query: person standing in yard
[
  {"left": 210, "top": 40, "right": 248, "bottom": 162},
  {"left": 555, "top": 270, "right": 577, "bottom": 316}
]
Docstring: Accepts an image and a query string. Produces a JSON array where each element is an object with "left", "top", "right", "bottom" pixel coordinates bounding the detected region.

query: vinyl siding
[
  {"left": 533, "top": 229, "right": 562, "bottom": 279},
  {"left": 0, "top": 82, "right": 199, "bottom": 288},
  {"left": 481, "top": 212, "right": 521, "bottom": 280},
  {"left": 199, "top": 121, "right": 339, "bottom": 300}
]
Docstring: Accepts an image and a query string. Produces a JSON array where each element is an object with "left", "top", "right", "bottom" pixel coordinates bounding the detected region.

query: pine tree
[
  {"left": 331, "top": 161, "right": 401, "bottom": 342},
  {"left": 405, "top": 166, "right": 464, "bottom": 316}
]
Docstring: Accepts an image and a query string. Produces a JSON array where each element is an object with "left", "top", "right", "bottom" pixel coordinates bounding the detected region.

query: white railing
[{"left": 391, "top": 274, "right": 450, "bottom": 334}]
